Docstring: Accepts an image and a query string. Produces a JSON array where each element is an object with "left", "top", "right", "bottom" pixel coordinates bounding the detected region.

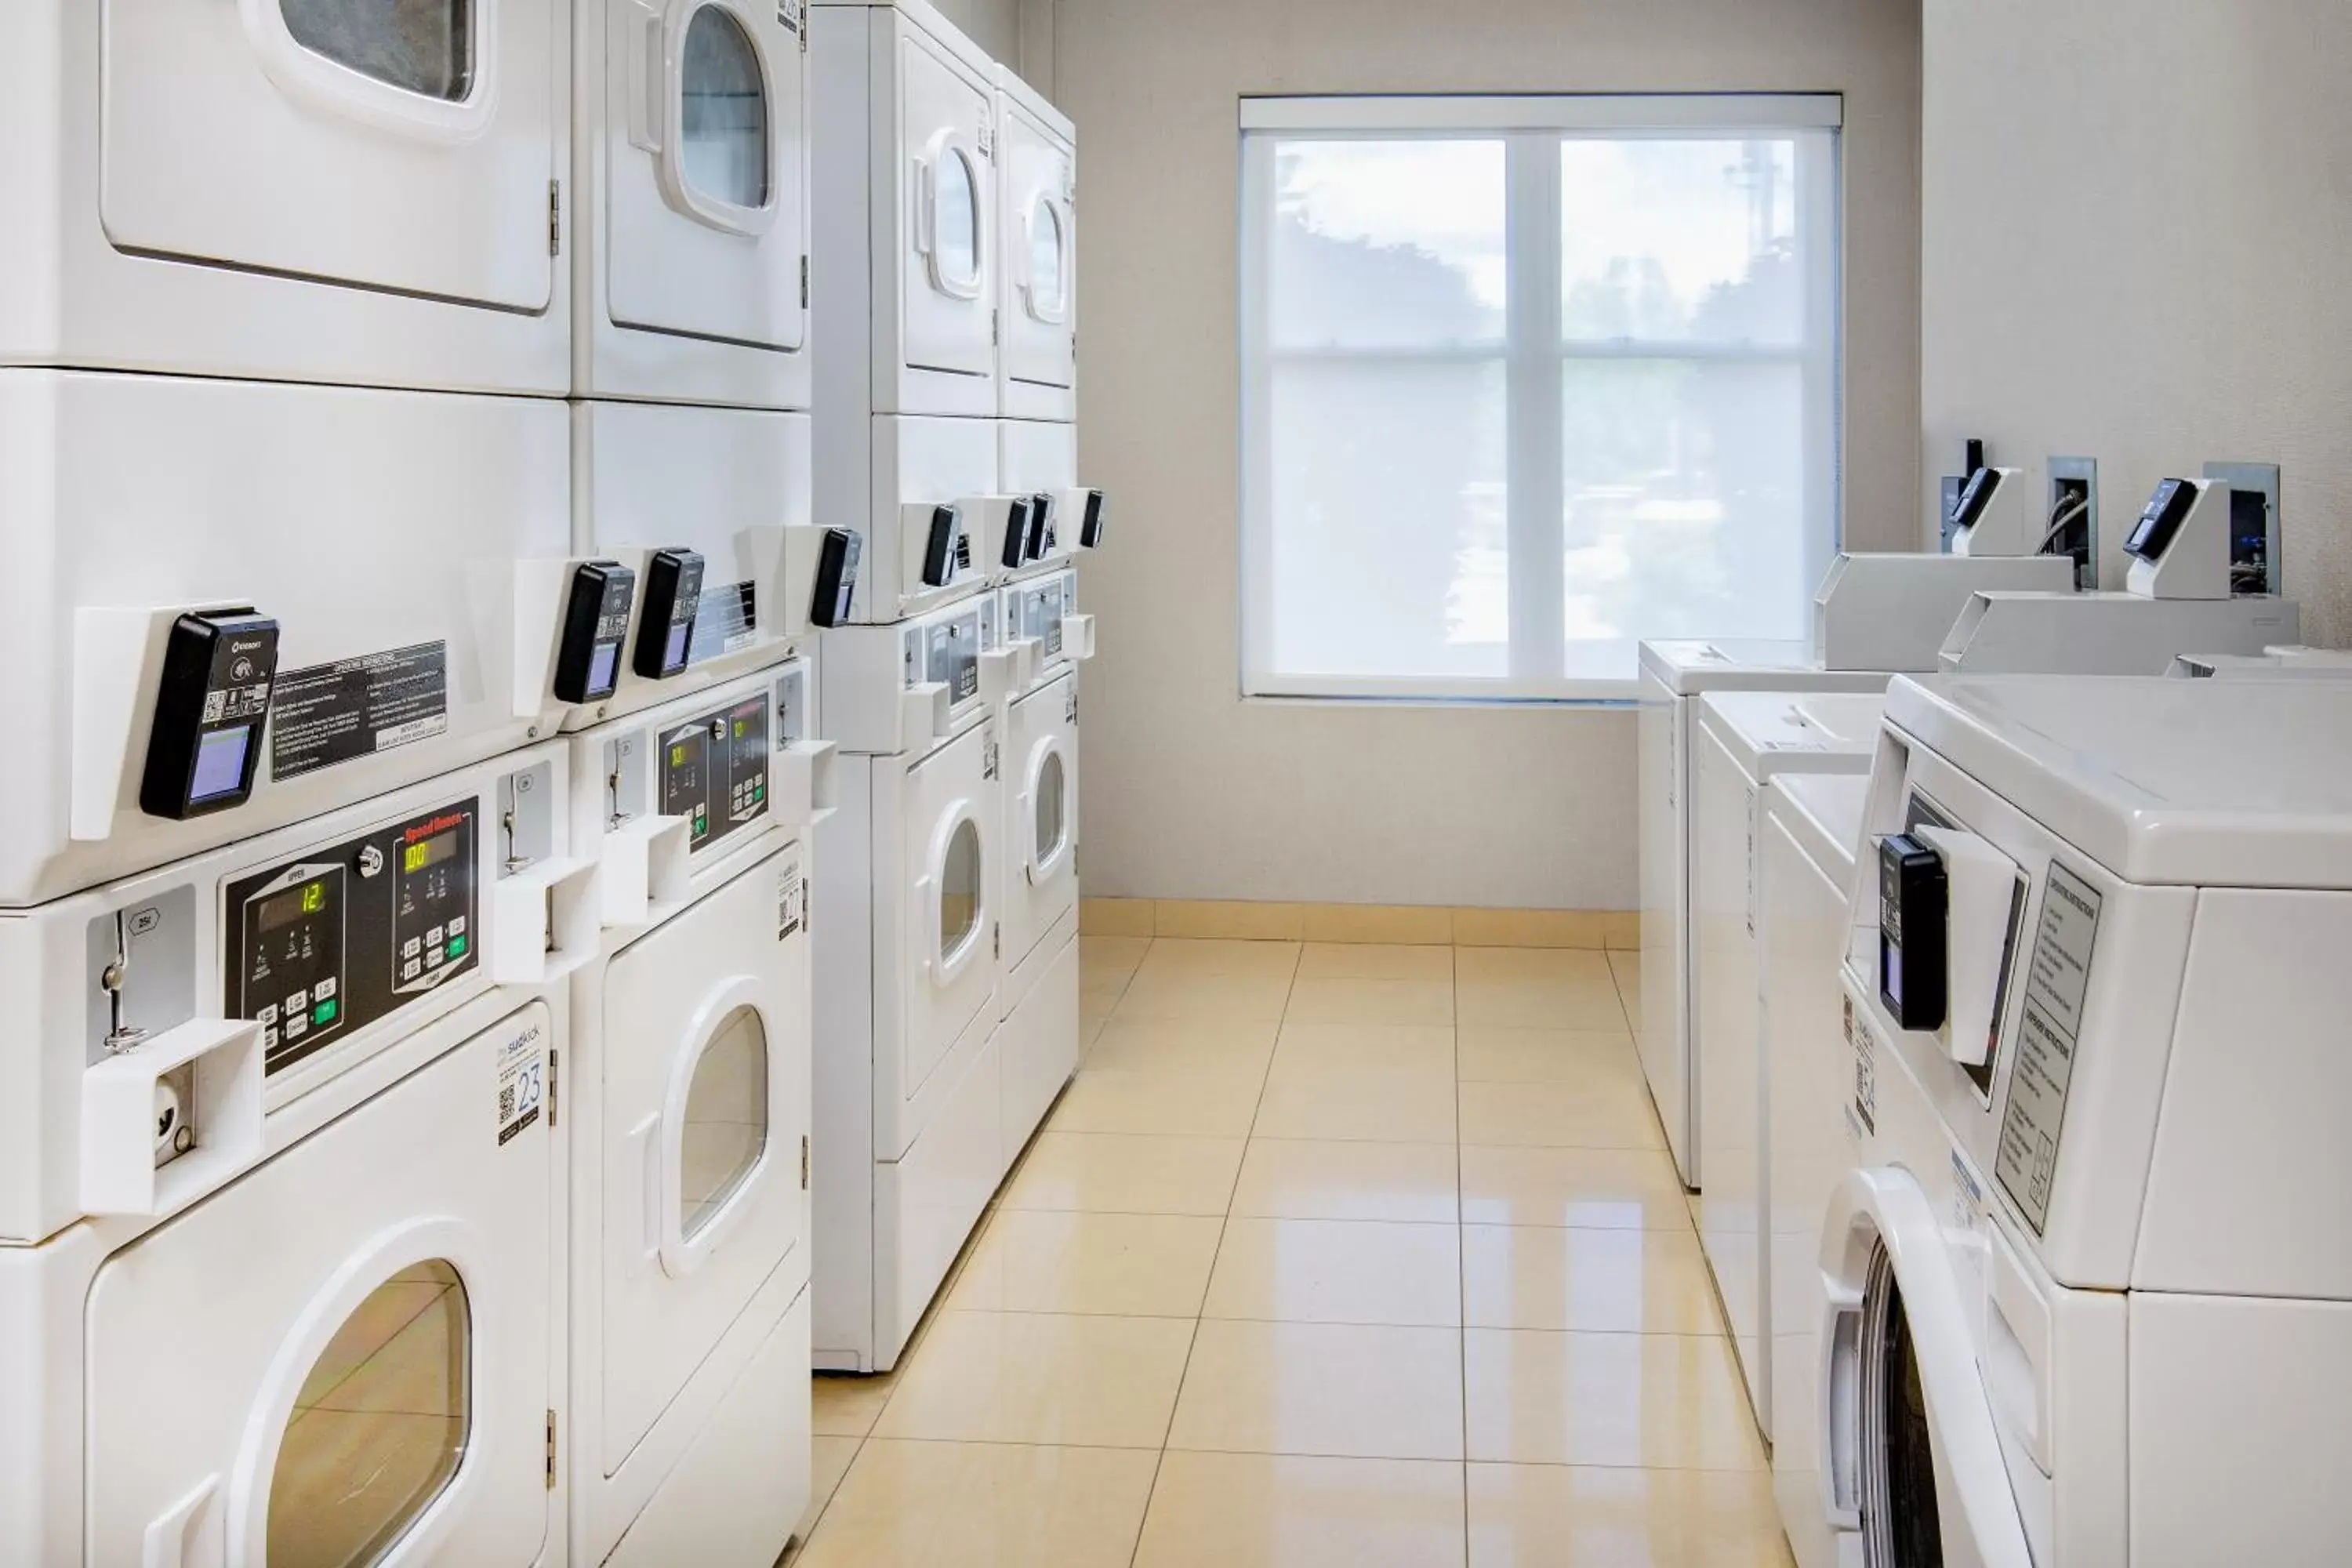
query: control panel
[
  {"left": 902, "top": 597, "right": 996, "bottom": 708},
  {"left": 554, "top": 561, "right": 637, "bottom": 702},
  {"left": 1011, "top": 574, "right": 1073, "bottom": 661},
  {"left": 659, "top": 691, "right": 770, "bottom": 854},
  {"left": 140, "top": 609, "right": 279, "bottom": 820},
  {"left": 224, "top": 802, "right": 478, "bottom": 1075},
  {"left": 633, "top": 548, "right": 706, "bottom": 679}
]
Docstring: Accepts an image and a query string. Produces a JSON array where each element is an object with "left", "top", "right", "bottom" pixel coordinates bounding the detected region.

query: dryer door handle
[
  {"left": 628, "top": 4, "right": 667, "bottom": 154},
  {"left": 141, "top": 1474, "right": 221, "bottom": 1568},
  {"left": 632, "top": 1112, "right": 665, "bottom": 1264}
]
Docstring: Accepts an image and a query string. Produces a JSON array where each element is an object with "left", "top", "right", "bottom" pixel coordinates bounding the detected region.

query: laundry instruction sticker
[
  {"left": 495, "top": 1019, "right": 548, "bottom": 1146},
  {"left": 1997, "top": 863, "right": 2101, "bottom": 1233},
  {"left": 1844, "top": 993, "right": 1877, "bottom": 1136},
  {"left": 777, "top": 855, "right": 804, "bottom": 940},
  {"left": 270, "top": 641, "right": 449, "bottom": 782}
]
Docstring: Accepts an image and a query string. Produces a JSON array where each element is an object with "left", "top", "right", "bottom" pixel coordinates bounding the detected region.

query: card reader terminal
[{"left": 140, "top": 608, "right": 279, "bottom": 820}]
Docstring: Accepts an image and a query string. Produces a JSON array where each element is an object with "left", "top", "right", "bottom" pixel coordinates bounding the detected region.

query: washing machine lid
[
  {"left": 1639, "top": 638, "right": 1885, "bottom": 695},
  {"left": 1697, "top": 690, "right": 1883, "bottom": 782},
  {"left": 1887, "top": 675, "right": 2352, "bottom": 888},
  {"left": 1773, "top": 772, "right": 1870, "bottom": 880}
]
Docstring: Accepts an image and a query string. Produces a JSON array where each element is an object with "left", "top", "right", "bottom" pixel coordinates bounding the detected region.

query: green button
[
  {"left": 753, "top": 782, "right": 765, "bottom": 802},
  {"left": 313, "top": 998, "right": 338, "bottom": 1026},
  {"left": 448, "top": 934, "right": 469, "bottom": 958}
]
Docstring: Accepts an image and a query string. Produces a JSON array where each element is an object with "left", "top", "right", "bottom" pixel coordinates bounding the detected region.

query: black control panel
[
  {"left": 633, "top": 549, "right": 706, "bottom": 680},
  {"left": 140, "top": 609, "right": 279, "bottom": 820},
  {"left": 554, "top": 561, "right": 637, "bottom": 703},
  {"left": 810, "top": 528, "right": 861, "bottom": 629},
  {"left": 920, "top": 506, "right": 964, "bottom": 589},
  {"left": 225, "top": 802, "right": 479, "bottom": 1075},
  {"left": 1878, "top": 833, "right": 1947, "bottom": 1032},
  {"left": 2125, "top": 478, "right": 2198, "bottom": 563},
  {"left": 1075, "top": 489, "right": 1108, "bottom": 550},
  {"left": 1025, "top": 494, "right": 1056, "bottom": 561},
  {"left": 659, "top": 693, "right": 770, "bottom": 854}
]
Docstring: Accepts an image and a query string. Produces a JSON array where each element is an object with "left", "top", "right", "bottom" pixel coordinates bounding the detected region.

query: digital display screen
[
  {"left": 188, "top": 724, "right": 253, "bottom": 803},
  {"left": 587, "top": 642, "right": 619, "bottom": 694},
  {"left": 1881, "top": 939, "right": 1903, "bottom": 1010},
  {"left": 259, "top": 878, "right": 331, "bottom": 933},
  {"left": 402, "top": 832, "right": 460, "bottom": 875},
  {"left": 664, "top": 622, "right": 690, "bottom": 670}
]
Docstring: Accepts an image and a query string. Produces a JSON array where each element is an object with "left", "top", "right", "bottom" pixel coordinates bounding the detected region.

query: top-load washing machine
[
  {"left": 0, "top": 742, "right": 590, "bottom": 1566},
  {"left": 812, "top": 0, "right": 1000, "bottom": 420},
  {"left": 2, "top": 0, "right": 569, "bottom": 394},
  {"left": 561, "top": 663, "right": 823, "bottom": 1566},
  {"left": 1688, "top": 688, "right": 1883, "bottom": 1438},
  {"left": 1755, "top": 769, "right": 1870, "bottom": 1568},
  {"left": 572, "top": 0, "right": 813, "bottom": 407},
  {"left": 0, "top": 368, "right": 574, "bottom": 909},
  {"left": 813, "top": 591, "right": 1018, "bottom": 1370},
  {"left": 1803, "top": 674, "right": 2352, "bottom": 1566},
  {"left": 993, "top": 66, "right": 1076, "bottom": 423}
]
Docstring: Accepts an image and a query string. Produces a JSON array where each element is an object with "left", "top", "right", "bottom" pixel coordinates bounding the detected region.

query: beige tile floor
[{"left": 790, "top": 936, "right": 1790, "bottom": 1567}]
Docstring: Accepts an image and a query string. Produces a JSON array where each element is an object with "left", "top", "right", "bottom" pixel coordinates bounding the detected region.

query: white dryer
[
  {"left": 1806, "top": 675, "right": 2352, "bottom": 1566},
  {"left": 1757, "top": 771, "right": 1869, "bottom": 1568},
  {"left": 1000, "top": 416, "right": 1110, "bottom": 577},
  {"left": 0, "top": 370, "right": 571, "bottom": 908},
  {"left": 993, "top": 67, "right": 1076, "bottom": 423},
  {"left": 564, "top": 400, "right": 822, "bottom": 730},
  {"left": 1, "top": 0, "right": 568, "bottom": 394},
  {"left": 0, "top": 745, "right": 588, "bottom": 1565},
  {"left": 811, "top": 0, "right": 1000, "bottom": 419},
  {"left": 1690, "top": 689, "right": 1882, "bottom": 1438},
  {"left": 995, "top": 568, "right": 1094, "bottom": 1153},
  {"left": 820, "top": 411, "right": 1000, "bottom": 624},
  {"left": 814, "top": 594, "right": 1011, "bottom": 1371},
  {"left": 563, "top": 666, "right": 818, "bottom": 1566},
  {"left": 572, "top": 0, "right": 812, "bottom": 407}
]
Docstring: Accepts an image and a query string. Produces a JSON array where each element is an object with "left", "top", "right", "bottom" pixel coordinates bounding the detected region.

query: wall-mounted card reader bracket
[
  {"left": 74, "top": 605, "right": 278, "bottom": 841},
  {"left": 2124, "top": 478, "right": 2230, "bottom": 601}
]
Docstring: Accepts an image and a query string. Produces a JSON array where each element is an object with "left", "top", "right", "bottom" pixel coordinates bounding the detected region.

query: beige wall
[
  {"left": 928, "top": 0, "right": 1021, "bottom": 74},
  {"left": 1920, "top": 0, "right": 2352, "bottom": 640},
  {"left": 1052, "top": 0, "right": 1924, "bottom": 909}
]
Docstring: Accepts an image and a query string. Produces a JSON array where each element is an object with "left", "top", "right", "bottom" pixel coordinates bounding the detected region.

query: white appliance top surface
[
  {"left": 1888, "top": 675, "right": 2352, "bottom": 887},
  {"left": 1639, "top": 638, "right": 1887, "bottom": 695},
  {"left": 1773, "top": 771, "right": 1871, "bottom": 876},
  {"left": 1697, "top": 690, "right": 1885, "bottom": 779}
]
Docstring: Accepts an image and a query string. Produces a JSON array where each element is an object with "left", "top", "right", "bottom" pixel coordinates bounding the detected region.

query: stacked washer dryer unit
[
  {"left": 2, "top": 6, "right": 595, "bottom": 1563},
  {"left": 565, "top": 3, "right": 848, "bottom": 1559},
  {"left": 1797, "top": 676, "right": 2352, "bottom": 1566},
  {"left": 808, "top": 0, "right": 1097, "bottom": 1373}
]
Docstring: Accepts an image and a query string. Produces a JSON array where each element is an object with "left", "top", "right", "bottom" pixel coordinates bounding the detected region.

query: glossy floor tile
[{"left": 793, "top": 938, "right": 1788, "bottom": 1566}]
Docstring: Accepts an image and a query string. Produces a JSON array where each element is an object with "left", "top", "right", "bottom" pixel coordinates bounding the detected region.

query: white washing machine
[
  {"left": 994, "top": 568, "right": 1095, "bottom": 1156},
  {"left": 0, "top": 370, "right": 572, "bottom": 908},
  {"left": 994, "top": 66, "right": 1076, "bottom": 423},
  {"left": 0, "top": 0, "right": 568, "bottom": 394},
  {"left": 1807, "top": 674, "right": 2352, "bottom": 1566},
  {"left": 811, "top": 0, "right": 1000, "bottom": 420},
  {"left": 564, "top": 400, "right": 822, "bottom": 730},
  {"left": 562, "top": 666, "right": 818, "bottom": 1566},
  {"left": 1757, "top": 771, "right": 1870, "bottom": 1568},
  {"left": 1638, "top": 640, "right": 1887, "bottom": 1187},
  {"left": 0, "top": 745, "right": 588, "bottom": 1564},
  {"left": 814, "top": 594, "right": 1011, "bottom": 1370},
  {"left": 572, "top": 0, "right": 812, "bottom": 407},
  {"left": 1690, "top": 689, "right": 1882, "bottom": 1438}
]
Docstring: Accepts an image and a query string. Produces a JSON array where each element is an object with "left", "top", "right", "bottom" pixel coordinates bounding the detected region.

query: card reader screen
[
  {"left": 188, "top": 724, "right": 254, "bottom": 804},
  {"left": 588, "top": 643, "right": 619, "bottom": 695}
]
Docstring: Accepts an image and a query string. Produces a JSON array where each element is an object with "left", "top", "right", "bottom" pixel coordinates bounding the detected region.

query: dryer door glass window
[
  {"left": 935, "top": 148, "right": 983, "bottom": 296},
  {"left": 268, "top": 1261, "right": 470, "bottom": 1567},
  {"left": 1860, "top": 1248, "right": 1946, "bottom": 1567},
  {"left": 681, "top": 1004, "right": 771, "bottom": 1240},
  {"left": 278, "top": 0, "right": 474, "bottom": 101},
  {"left": 1029, "top": 197, "right": 1068, "bottom": 320},
  {"left": 680, "top": 5, "right": 771, "bottom": 210},
  {"left": 940, "top": 818, "right": 983, "bottom": 960},
  {"left": 1033, "top": 750, "right": 1068, "bottom": 869}
]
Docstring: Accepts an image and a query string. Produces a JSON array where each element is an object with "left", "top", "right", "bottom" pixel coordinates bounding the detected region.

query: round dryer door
[
  {"left": 924, "top": 132, "right": 987, "bottom": 301},
  {"left": 82, "top": 1005, "right": 558, "bottom": 1567},
  {"left": 1023, "top": 194, "right": 1070, "bottom": 325},
  {"left": 1024, "top": 736, "right": 1073, "bottom": 884},
  {"left": 1820, "top": 1169, "right": 2034, "bottom": 1568}
]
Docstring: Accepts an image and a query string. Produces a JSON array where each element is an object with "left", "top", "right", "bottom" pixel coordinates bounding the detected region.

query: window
[{"left": 1241, "top": 96, "right": 1842, "bottom": 699}]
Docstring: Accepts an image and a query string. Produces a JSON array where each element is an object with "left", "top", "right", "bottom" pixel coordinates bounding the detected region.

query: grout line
[{"left": 1453, "top": 946, "right": 1473, "bottom": 1563}]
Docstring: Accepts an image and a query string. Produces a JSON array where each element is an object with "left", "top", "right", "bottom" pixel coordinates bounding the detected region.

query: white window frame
[{"left": 1240, "top": 93, "right": 1844, "bottom": 702}]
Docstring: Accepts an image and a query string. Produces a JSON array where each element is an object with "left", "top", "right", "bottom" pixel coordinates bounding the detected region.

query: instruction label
[
  {"left": 778, "top": 855, "right": 804, "bottom": 940},
  {"left": 1844, "top": 993, "right": 1877, "bottom": 1136},
  {"left": 495, "top": 1020, "right": 548, "bottom": 1146},
  {"left": 1996, "top": 861, "right": 2103, "bottom": 1232},
  {"left": 270, "top": 641, "right": 449, "bottom": 782},
  {"left": 688, "top": 583, "right": 760, "bottom": 665}
]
